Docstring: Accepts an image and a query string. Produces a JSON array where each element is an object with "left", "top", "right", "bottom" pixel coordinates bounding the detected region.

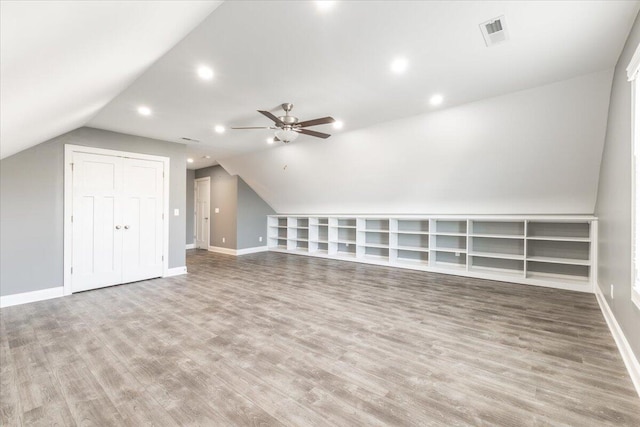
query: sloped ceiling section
[
  {"left": 87, "top": 0, "right": 638, "bottom": 170},
  {"left": 0, "top": 0, "right": 222, "bottom": 159},
  {"left": 220, "top": 70, "right": 613, "bottom": 215}
]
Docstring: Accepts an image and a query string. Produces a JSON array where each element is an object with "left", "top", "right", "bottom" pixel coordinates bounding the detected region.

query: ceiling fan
[{"left": 231, "top": 103, "right": 335, "bottom": 143}]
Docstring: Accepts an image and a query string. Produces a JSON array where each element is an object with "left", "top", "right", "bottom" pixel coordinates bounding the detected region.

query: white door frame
[
  {"left": 194, "top": 177, "right": 210, "bottom": 249},
  {"left": 63, "top": 144, "right": 170, "bottom": 296}
]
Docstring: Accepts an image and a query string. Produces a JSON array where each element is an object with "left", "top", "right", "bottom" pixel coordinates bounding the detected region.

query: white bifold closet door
[{"left": 71, "top": 152, "right": 164, "bottom": 293}]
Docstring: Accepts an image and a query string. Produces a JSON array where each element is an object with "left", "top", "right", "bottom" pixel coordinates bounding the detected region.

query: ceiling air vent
[
  {"left": 480, "top": 16, "right": 508, "bottom": 47},
  {"left": 180, "top": 137, "right": 200, "bottom": 143}
]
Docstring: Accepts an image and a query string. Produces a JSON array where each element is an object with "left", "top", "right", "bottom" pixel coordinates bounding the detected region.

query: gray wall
[
  {"left": 595, "top": 12, "right": 640, "bottom": 359},
  {"left": 195, "top": 165, "right": 238, "bottom": 249},
  {"left": 0, "top": 127, "right": 187, "bottom": 297},
  {"left": 237, "top": 177, "right": 275, "bottom": 249},
  {"left": 186, "top": 169, "right": 195, "bottom": 245}
]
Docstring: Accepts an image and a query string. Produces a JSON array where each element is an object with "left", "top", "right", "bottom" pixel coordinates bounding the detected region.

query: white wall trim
[
  {"left": 208, "top": 245, "right": 236, "bottom": 256},
  {"left": 186, "top": 243, "right": 196, "bottom": 250},
  {"left": 164, "top": 266, "right": 187, "bottom": 277},
  {"left": 0, "top": 287, "right": 64, "bottom": 308},
  {"left": 595, "top": 283, "right": 640, "bottom": 397},
  {"left": 237, "top": 246, "right": 269, "bottom": 255},
  {"left": 208, "top": 245, "right": 268, "bottom": 256},
  {"left": 64, "top": 144, "right": 171, "bottom": 295},
  {"left": 628, "top": 42, "right": 640, "bottom": 81}
]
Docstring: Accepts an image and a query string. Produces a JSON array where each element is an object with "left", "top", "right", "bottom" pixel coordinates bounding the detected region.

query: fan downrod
[{"left": 278, "top": 103, "right": 298, "bottom": 125}]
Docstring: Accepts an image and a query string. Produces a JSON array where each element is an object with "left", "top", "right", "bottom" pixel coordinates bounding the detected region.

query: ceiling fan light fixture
[{"left": 274, "top": 128, "right": 299, "bottom": 143}]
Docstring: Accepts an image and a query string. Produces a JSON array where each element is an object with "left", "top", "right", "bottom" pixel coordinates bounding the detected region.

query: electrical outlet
[
  {"left": 346, "top": 243, "right": 349, "bottom": 247},
  {"left": 222, "top": 237, "right": 225, "bottom": 243},
  {"left": 259, "top": 236, "right": 263, "bottom": 242},
  {"left": 455, "top": 252, "right": 460, "bottom": 257},
  {"left": 611, "top": 284, "right": 614, "bottom": 299}
]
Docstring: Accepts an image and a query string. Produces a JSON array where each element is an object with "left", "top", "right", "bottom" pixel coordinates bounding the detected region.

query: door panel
[
  {"left": 195, "top": 179, "right": 210, "bottom": 249},
  {"left": 72, "top": 153, "right": 123, "bottom": 292},
  {"left": 71, "top": 152, "right": 165, "bottom": 293},
  {"left": 122, "top": 158, "right": 164, "bottom": 283}
]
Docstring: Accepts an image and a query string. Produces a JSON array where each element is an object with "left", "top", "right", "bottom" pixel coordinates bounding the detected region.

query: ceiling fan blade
[
  {"left": 296, "top": 128, "right": 331, "bottom": 139},
  {"left": 297, "top": 116, "right": 335, "bottom": 128},
  {"left": 230, "top": 126, "right": 275, "bottom": 129},
  {"left": 258, "top": 110, "right": 285, "bottom": 126}
]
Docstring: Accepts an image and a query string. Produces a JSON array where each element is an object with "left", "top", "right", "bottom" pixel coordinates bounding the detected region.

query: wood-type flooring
[{"left": 1, "top": 250, "right": 639, "bottom": 426}]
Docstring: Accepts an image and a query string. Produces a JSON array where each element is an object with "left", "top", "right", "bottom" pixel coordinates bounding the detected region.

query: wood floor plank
[{"left": 1, "top": 250, "right": 639, "bottom": 426}]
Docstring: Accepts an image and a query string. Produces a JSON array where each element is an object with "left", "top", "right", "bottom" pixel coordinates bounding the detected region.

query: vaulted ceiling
[
  {"left": 1, "top": 1, "right": 638, "bottom": 171},
  {"left": 0, "top": 0, "right": 222, "bottom": 159}
]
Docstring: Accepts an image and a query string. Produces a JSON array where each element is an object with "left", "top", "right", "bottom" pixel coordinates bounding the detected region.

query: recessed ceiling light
[
  {"left": 202, "top": 155, "right": 211, "bottom": 159},
  {"left": 267, "top": 137, "right": 275, "bottom": 144},
  {"left": 187, "top": 158, "right": 194, "bottom": 163},
  {"left": 390, "top": 57, "right": 409, "bottom": 74},
  {"left": 137, "top": 106, "right": 152, "bottom": 116},
  {"left": 316, "top": 1, "right": 336, "bottom": 12},
  {"left": 430, "top": 94, "right": 444, "bottom": 106},
  {"left": 333, "top": 120, "right": 344, "bottom": 130},
  {"left": 214, "top": 125, "right": 225, "bottom": 134},
  {"left": 197, "top": 65, "right": 214, "bottom": 80}
]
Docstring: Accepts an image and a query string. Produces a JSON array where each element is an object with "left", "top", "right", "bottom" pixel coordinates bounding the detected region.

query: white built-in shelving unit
[{"left": 267, "top": 215, "right": 598, "bottom": 293}]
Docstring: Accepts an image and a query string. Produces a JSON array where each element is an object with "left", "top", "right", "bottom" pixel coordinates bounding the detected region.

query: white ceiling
[
  {"left": 83, "top": 0, "right": 639, "bottom": 170},
  {"left": 2, "top": 1, "right": 638, "bottom": 167},
  {"left": 0, "top": 0, "right": 222, "bottom": 159},
  {"left": 221, "top": 69, "right": 613, "bottom": 215}
]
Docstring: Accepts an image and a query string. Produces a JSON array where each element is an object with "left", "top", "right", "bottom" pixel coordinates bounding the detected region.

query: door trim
[
  {"left": 63, "top": 144, "right": 170, "bottom": 296},
  {"left": 194, "top": 177, "right": 211, "bottom": 249}
]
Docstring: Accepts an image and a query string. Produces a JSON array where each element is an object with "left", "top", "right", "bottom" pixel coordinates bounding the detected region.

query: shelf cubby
[
  {"left": 434, "top": 251, "right": 466, "bottom": 269},
  {"left": 397, "top": 233, "right": 429, "bottom": 249},
  {"left": 435, "top": 235, "right": 466, "bottom": 251},
  {"left": 526, "top": 240, "right": 589, "bottom": 263},
  {"left": 364, "top": 247, "right": 389, "bottom": 261},
  {"left": 338, "top": 218, "right": 357, "bottom": 228},
  {"left": 397, "top": 219, "right": 429, "bottom": 233},
  {"left": 470, "top": 220, "right": 524, "bottom": 237},
  {"left": 337, "top": 242, "right": 356, "bottom": 257},
  {"left": 271, "top": 228, "right": 287, "bottom": 239},
  {"left": 434, "top": 220, "right": 467, "bottom": 235},
  {"left": 317, "top": 228, "right": 329, "bottom": 242},
  {"left": 470, "top": 256, "right": 524, "bottom": 276},
  {"left": 527, "top": 221, "right": 590, "bottom": 240},
  {"left": 365, "top": 231, "right": 389, "bottom": 246},
  {"left": 338, "top": 227, "right": 356, "bottom": 242},
  {"left": 396, "top": 249, "right": 429, "bottom": 266},
  {"left": 526, "top": 261, "right": 590, "bottom": 283},
  {"left": 470, "top": 236, "right": 524, "bottom": 258},
  {"left": 365, "top": 219, "right": 389, "bottom": 231}
]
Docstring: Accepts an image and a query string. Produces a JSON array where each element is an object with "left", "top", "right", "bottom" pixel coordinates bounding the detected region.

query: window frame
[{"left": 627, "top": 43, "right": 640, "bottom": 309}]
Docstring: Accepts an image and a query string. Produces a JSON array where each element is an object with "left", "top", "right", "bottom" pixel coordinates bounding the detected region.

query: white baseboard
[
  {"left": 208, "top": 245, "right": 268, "bottom": 256},
  {"left": 0, "top": 287, "right": 64, "bottom": 308},
  {"left": 208, "top": 245, "right": 236, "bottom": 255},
  {"left": 164, "top": 266, "right": 188, "bottom": 277},
  {"left": 595, "top": 283, "right": 640, "bottom": 397},
  {"left": 237, "top": 246, "right": 269, "bottom": 255},
  {"left": 186, "top": 243, "right": 196, "bottom": 250}
]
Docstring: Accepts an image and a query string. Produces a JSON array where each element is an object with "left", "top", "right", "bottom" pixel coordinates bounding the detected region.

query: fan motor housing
[{"left": 278, "top": 115, "right": 298, "bottom": 125}]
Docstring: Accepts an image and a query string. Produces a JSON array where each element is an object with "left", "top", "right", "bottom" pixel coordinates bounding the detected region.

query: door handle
[
  {"left": 115, "top": 225, "right": 122, "bottom": 230},
  {"left": 124, "top": 225, "right": 130, "bottom": 230},
  {"left": 205, "top": 218, "right": 208, "bottom": 220}
]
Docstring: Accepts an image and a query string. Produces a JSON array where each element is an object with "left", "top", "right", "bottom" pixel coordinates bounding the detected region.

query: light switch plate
[
  {"left": 215, "top": 208, "right": 220, "bottom": 214},
  {"left": 173, "top": 209, "right": 179, "bottom": 216}
]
